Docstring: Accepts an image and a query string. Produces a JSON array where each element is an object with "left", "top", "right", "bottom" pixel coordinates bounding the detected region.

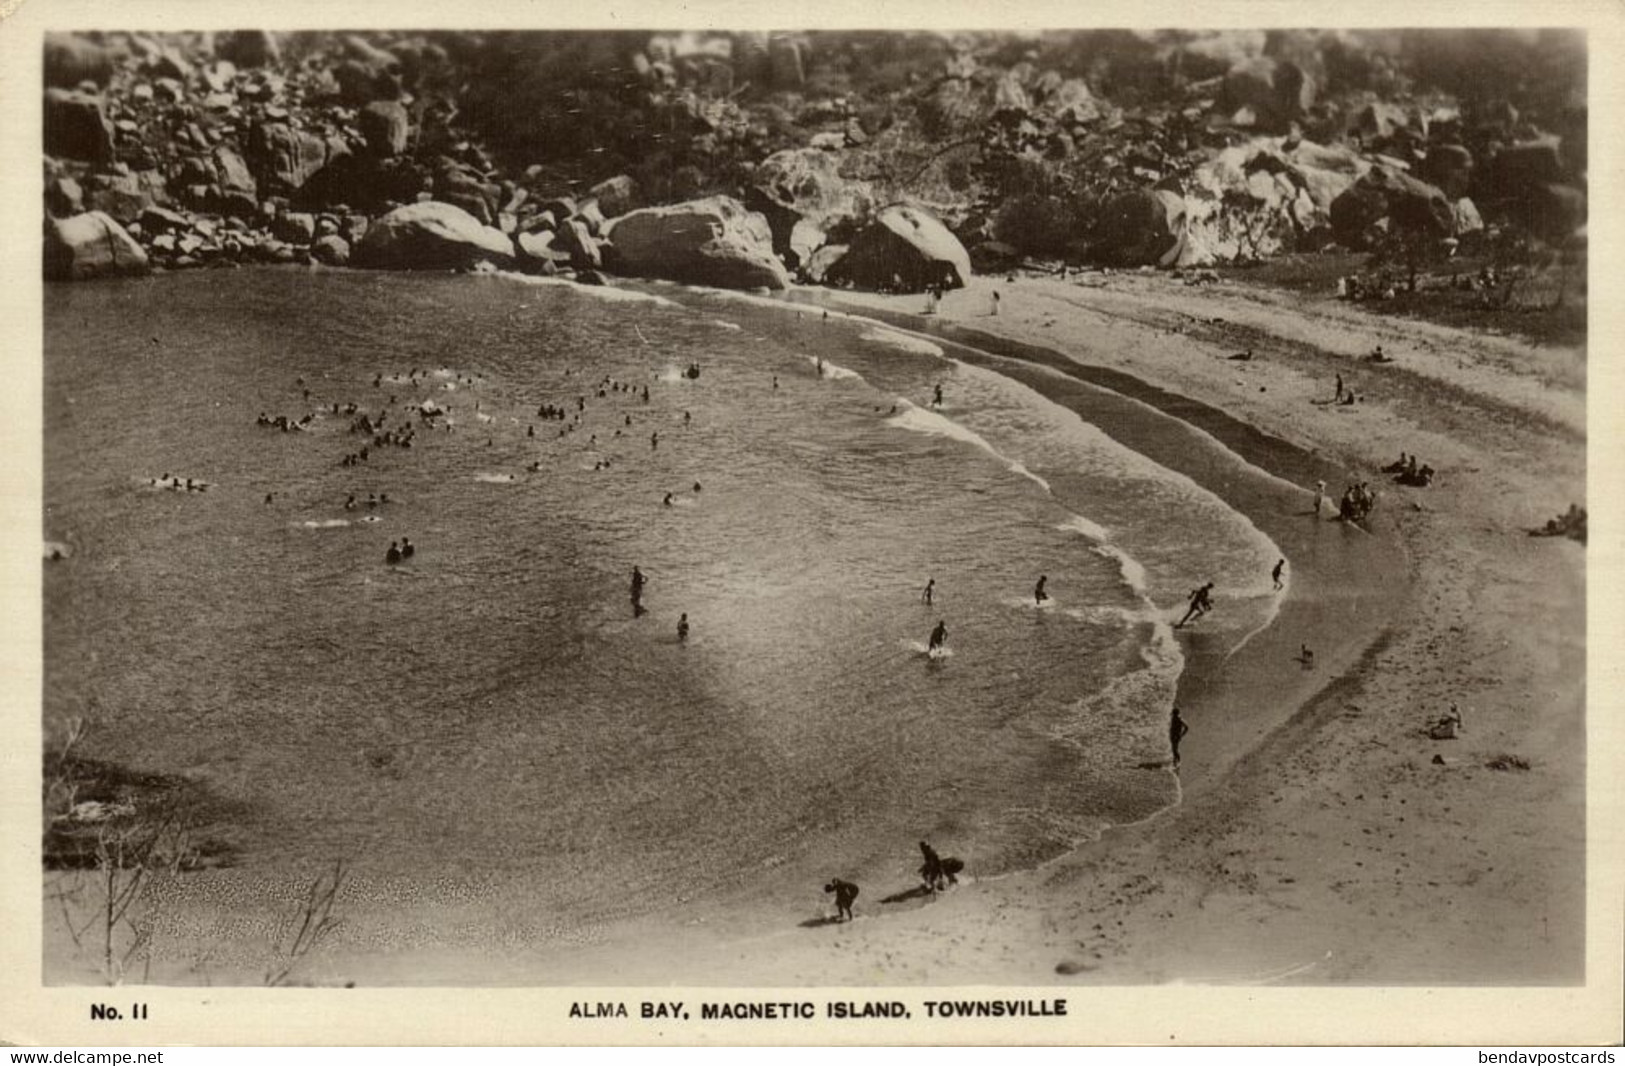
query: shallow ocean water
[{"left": 43, "top": 268, "right": 1280, "bottom": 945}]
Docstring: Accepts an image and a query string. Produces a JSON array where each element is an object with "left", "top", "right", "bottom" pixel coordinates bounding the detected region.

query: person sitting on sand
[
  {"left": 825, "top": 878, "right": 859, "bottom": 922},
  {"left": 386, "top": 541, "right": 402, "bottom": 565},
  {"left": 919, "top": 841, "right": 945, "bottom": 892},
  {"left": 677, "top": 613, "right": 689, "bottom": 643},
  {"left": 401, "top": 537, "right": 414, "bottom": 560},
  {"left": 928, "top": 620, "right": 948, "bottom": 653},
  {"left": 1034, "top": 575, "right": 1049, "bottom": 606},
  {"left": 1272, "top": 559, "right": 1285, "bottom": 590},
  {"left": 1170, "top": 706, "right": 1189, "bottom": 768},
  {"left": 922, "top": 578, "right": 935, "bottom": 606},
  {"left": 1428, "top": 702, "right": 1465, "bottom": 739}
]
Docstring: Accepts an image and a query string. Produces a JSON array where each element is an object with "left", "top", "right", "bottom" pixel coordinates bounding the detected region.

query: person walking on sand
[
  {"left": 1272, "top": 558, "right": 1285, "bottom": 589},
  {"left": 919, "top": 841, "right": 945, "bottom": 892},
  {"left": 928, "top": 619, "right": 948, "bottom": 654},
  {"left": 824, "top": 878, "right": 859, "bottom": 922},
  {"left": 1170, "top": 706, "right": 1189, "bottom": 769},
  {"left": 1176, "top": 582, "right": 1214, "bottom": 628},
  {"left": 922, "top": 577, "right": 935, "bottom": 606},
  {"left": 1034, "top": 574, "right": 1049, "bottom": 606}
]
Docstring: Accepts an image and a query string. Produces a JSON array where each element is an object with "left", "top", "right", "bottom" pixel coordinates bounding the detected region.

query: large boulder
[
  {"left": 588, "top": 174, "right": 638, "bottom": 219},
  {"left": 352, "top": 201, "right": 516, "bottom": 271},
  {"left": 45, "top": 176, "right": 84, "bottom": 218},
  {"left": 44, "top": 89, "right": 114, "bottom": 164},
  {"left": 1329, "top": 165, "right": 1454, "bottom": 248},
  {"left": 1418, "top": 143, "right": 1473, "bottom": 200},
  {"left": 1522, "top": 184, "right": 1587, "bottom": 241},
  {"left": 1481, "top": 138, "right": 1565, "bottom": 198},
  {"left": 824, "top": 203, "right": 971, "bottom": 293},
  {"left": 747, "top": 147, "right": 875, "bottom": 263},
  {"left": 605, "top": 196, "right": 789, "bottom": 290},
  {"left": 1090, "top": 188, "right": 1186, "bottom": 267},
  {"left": 1220, "top": 56, "right": 1314, "bottom": 129},
  {"left": 247, "top": 121, "right": 350, "bottom": 193},
  {"left": 360, "top": 101, "right": 411, "bottom": 157},
  {"left": 82, "top": 170, "right": 169, "bottom": 223},
  {"left": 45, "top": 212, "right": 150, "bottom": 280},
  {"left": 45, "top": 34, "right": 115, "bottom": 89},
  {"left": 215, "top": 30, "right": 280, "bottom": 68}
]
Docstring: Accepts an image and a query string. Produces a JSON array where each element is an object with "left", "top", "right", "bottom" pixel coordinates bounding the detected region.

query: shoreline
[{"left": 42, "top": 266, "right": 1586, "bottom": 988}]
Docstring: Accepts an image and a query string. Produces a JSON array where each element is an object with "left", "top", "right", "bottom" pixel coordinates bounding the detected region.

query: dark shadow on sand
[{"left": 880, "top": 884, "right": 935, "bottom": 905}]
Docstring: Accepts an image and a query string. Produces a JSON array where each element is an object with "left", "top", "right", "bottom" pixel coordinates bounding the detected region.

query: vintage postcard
[{"left": 4, "top": 0, "right": 1621, "bottom": 1046}]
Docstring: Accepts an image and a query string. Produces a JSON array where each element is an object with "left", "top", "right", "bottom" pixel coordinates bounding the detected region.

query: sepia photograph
[{"left": 8, "top": 0, "right": 1622, "bottom": 1046}]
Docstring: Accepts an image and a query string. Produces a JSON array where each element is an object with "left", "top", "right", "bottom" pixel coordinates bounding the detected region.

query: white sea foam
[
  {"left": 708, "top": 319, "right": 743, "bottom": 331},
  {"left": 474, "top": 473, "right": 517, "bottom": 484},
  {"left": 859, "top": 327, "right": 944, "bottom": 357},
  {"left": 493, "top": 270, "right": 681, "bottom": 307},
  {"left": 809, "top": 355, "right": 863, "bottom": 381},
  {"left": 887, "top": 400, "right": 1050, "bottom": 494}
]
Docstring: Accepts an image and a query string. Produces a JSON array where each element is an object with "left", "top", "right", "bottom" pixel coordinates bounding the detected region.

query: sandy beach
[
  {"left": 134, "top": 265, "right": 1594, "bottom": 995},
  {"left": 450, "top": 268, "right": 1586, "bottom": 989},
  {"left": 37, "top": 264, "right": 1588, "bottom": 996}
]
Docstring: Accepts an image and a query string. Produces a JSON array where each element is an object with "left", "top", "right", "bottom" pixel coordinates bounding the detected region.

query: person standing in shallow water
[
  {"left": 928, "top": 619, "right": 947, "bottom": 653},
  {"left": 677, "top": 613, "right": 689, "bottom": 642},
  {"left": 1170, "top": 706, "right": 1189, "bottom": 769},
  {"left": 630, "top": 566, "right": 646, "bottom": 616},
  {"left": 922, "top": 577, "right": 935, "bottom": 605},
  {"left": 1272, "top": 558, "right": 1285, "bottom": 589},
  {"left": 1034, "top": 575, "right": 1049, "bottom": 606}
]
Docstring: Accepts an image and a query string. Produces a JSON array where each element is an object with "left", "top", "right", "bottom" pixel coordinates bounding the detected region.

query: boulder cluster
[
  {"left": 43, "top": 29, "right": 1584, "bottom": 287},
  {"left": 41, "top": 29, "right": 974, "bottom": 293}
]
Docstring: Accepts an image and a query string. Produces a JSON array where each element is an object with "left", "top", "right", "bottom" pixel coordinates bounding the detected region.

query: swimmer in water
[
  {"left": 772, "top": 375, "right": 779, "bottom": 390},
  {"left": 928, "top": 620, "right": 948, "bottom": 653},
  {"left": 693, "top": 481, "right": 702, "bottom": 493},
  {"left": 663, "top": 492, "right": 674, "bottom": 507},
  {"left": 1034, "top": 575, "right": 1048, "bottom": 605}
]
